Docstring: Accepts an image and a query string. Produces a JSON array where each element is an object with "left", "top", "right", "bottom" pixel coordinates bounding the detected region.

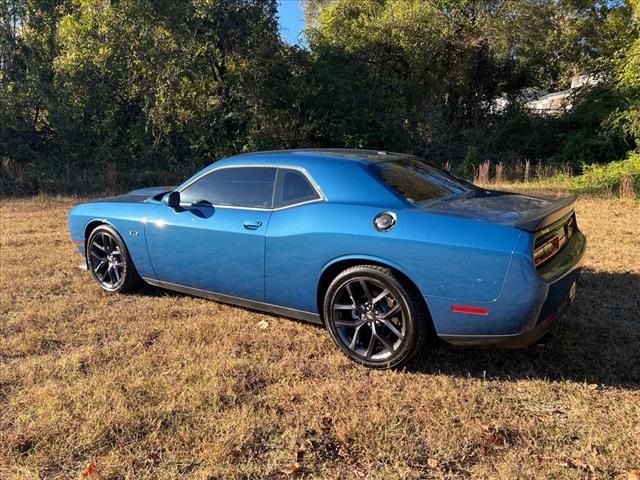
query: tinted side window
[
  {"left": 181, "top": 167, "right": 276, "bottom": 208},
  {"left": 274, "top": 169, "right": 320, "bottom": 208}
]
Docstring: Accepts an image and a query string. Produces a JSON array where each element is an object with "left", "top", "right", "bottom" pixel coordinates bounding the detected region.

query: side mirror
[{"left": 163, "top": 191, "right": 181, "bottom": 210}]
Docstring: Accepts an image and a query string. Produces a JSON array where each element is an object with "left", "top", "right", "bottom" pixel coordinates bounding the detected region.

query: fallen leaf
[
  {"left": 481, "top": 425, "right": 507, "bottom": 448},
  {"left": 81, "top": 462, "right": 96, "bottom": 477},
  {"left": 483, "top": 431, "right": 498, "bottom": 446},
  {"left": 627, "top": 470, "right": 640, "bottom": 480},
  {"left": 255, "top": 320, "right": 269, "bottom": 330},
  {"left": 281, "top": 463, "right": 301, "bottom": 476}
]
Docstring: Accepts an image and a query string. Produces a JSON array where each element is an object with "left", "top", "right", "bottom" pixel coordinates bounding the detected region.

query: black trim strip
[{"left": 142, "top": 277, "right": 323, "bottom": 325}]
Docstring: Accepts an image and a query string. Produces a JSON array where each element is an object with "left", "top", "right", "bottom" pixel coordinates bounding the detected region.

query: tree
[
  {"left": 303, "top": 0, "right": 635, "bottom": 168},
  {"left": 609, "top": 0, "right": 640, "bottom": 149},
  {"left": 1, "top": 0, "right": 637, "bottom": 194}
]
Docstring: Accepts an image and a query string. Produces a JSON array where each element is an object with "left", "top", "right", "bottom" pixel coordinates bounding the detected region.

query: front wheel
[
  {"left": 323, "top": 265, "right": 429, "bottom": 369},
  {"left": 86, "top": 225, "right": 142, "bottom": 293}
]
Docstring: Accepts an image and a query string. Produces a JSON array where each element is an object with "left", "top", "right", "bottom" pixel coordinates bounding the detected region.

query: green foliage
[
  {"left": 513, "top": 152, "right": 640, "bottom": 195},
  {"left": 571, "top": 152, "right": 640, "bottom": 192},
  {"left": 0, "top": 0, "right": 639, "bottom": 194},
  {"left": 499, "top": 152, "right": 640, "bottom": 197},
  {"left": 461, "top": 147, "right": 479, "bottom": 177},
  {"left": 2, "top": 0, "right": 302, "bottom": 193},
  {"left": 607, "top": 0, "right": 640, "bottom": 150},
  {"left": 304, "top": 0, "right": 638, "bottom": 168},
  {"left": 553, "top": 87, "right": 633, "bottom": 169}
]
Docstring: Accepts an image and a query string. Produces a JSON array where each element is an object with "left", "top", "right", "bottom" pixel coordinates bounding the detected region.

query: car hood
[
  {"left": 127, "top": 186, "right": 175, "bottom": 197},
  {"left": 420, "top": 190, "right": 557, "bottom": 227},
  {"left": 92, "top": 186, "right": 175, "bottom": 204}
]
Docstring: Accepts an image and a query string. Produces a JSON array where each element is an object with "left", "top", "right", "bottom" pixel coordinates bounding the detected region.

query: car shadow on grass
[
  {"left": 133, "top": 270, "right": 638, "bottom": 388},
  {"left": 137, "top": 283, "right": 185, "bottom": 298},
  {"left": 410, "top": 270, "right": 640, "bottom": 389}
]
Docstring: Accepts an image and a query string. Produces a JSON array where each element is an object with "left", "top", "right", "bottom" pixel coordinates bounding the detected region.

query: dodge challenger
[{"left": 69, "top": 149, "right": 586, "bottom": 368}]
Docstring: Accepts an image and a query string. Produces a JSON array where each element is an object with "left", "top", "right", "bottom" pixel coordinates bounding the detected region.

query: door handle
[{"left": 243, "top": 221, "right": 263, "bottom": 230}]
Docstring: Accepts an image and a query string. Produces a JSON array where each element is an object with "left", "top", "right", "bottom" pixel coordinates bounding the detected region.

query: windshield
[{"left": 370, "top": 158, "right": 474, "bottom": 204}]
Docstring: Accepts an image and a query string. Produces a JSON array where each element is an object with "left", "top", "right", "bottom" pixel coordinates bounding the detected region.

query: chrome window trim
[
  {"left": 273, "top": 168, "right": 322, "bottom": 209},
  {"left": 176, "top": 164, "right": 326, "bottom": 211}
]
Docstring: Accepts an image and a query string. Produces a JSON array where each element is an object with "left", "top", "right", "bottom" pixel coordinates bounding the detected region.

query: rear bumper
[
  {"left": 439, "top": 230, "right": 585, "bottom": 348},
  {"left": 439, "top": 291, "right": 572, "bottom": 348}
]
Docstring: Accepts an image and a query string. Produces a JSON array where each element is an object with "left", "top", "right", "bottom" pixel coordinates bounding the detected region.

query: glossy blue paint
[
  {"left": 145, "top": 204, "right": 272, "bottom": 300},
  {"left": 265, "top": 202, "right": 521, "bottom": 313},
  {"left": 69, "top": 149, "right": 586, "bottom": 344}
]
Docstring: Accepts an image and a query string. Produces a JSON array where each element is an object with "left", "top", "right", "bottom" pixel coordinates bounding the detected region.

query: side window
[
  {"left": 274, "top": 169, "right": 321, "bottom": 208},
  {"left": 180, "top": 167, "right": 276, "bottom": 208}
]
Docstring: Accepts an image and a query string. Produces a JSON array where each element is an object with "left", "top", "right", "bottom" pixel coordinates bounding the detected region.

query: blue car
[{"left": 69, "top": 149, "right": 586, "bottom": 368}]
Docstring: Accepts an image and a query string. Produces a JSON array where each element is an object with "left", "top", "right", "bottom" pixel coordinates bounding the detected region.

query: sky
[{"left": 277, "top": 0, "right": 305, "bottom": 45}]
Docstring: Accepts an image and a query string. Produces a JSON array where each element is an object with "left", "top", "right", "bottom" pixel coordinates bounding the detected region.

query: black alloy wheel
[
  {"left": 86, "top": 225, "right": 142, "bottom": 293},
  {"left": 324, "top": 265, "right": 428, "bottom": 369}
]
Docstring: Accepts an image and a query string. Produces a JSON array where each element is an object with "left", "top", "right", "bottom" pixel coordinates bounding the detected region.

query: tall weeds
[
  {"left": 465, "top": 154, "right": 639, "bottom": 197},
  {"left": 474, "top": 160, "right": 491, "bottom": 185},
  {"left": 620, "top": 175, "right": 635, "bottom": 199}
]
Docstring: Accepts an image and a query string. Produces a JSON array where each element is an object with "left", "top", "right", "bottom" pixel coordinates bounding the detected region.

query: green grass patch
[{"left": 503, "top": 153, "right": 640, "bottom": 197}]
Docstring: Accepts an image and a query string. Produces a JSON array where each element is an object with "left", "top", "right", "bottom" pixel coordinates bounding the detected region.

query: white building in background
[
  {"left": 525, "top": 89, "right": 572, "bottom": 114},
  {"left": 525, "top": 74, "right": 601, "bottom": 115}
]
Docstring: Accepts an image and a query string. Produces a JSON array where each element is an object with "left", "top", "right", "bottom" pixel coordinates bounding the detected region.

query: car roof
[
  {"left": 218, "top": 148, "right": 418, "bottom": 167},
  {"left": 177, "top": 149, "right": 413, "bottom": 208}
]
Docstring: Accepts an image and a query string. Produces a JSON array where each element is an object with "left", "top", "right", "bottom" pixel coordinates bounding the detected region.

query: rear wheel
[
  {"left": 323, "top": 265, "right": 428, "bottom": 369},
  {"left": 86, "top": 225, "right": 142, "bottom": 293}
]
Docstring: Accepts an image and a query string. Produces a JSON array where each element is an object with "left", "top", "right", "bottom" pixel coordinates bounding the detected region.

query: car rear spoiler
[{"left": 515, "top": 195, "right": 577, "bottom": 232}]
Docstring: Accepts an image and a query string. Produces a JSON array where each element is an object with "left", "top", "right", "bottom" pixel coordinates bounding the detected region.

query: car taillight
[
  {"left": 533, "top": 214, "right": 575, "bottom": 268},
  {"left": 534, "top": 234, "right": 566, "bottom": 266}
]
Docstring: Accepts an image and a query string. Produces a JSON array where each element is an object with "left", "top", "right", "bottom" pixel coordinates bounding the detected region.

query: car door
[
  {"left": 265, "top": 167, "right": 326, "bottom": 312},
  {"left": 145, "top": 166, "right": 276, "bottom": 301}
]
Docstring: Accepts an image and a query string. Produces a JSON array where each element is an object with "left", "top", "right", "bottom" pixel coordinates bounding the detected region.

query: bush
[{"left": 571, "top": 152, "right": 640, "bottom": 193}]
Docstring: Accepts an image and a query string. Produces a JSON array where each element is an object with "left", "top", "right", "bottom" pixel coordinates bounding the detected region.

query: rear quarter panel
[{"left": 265, "top": 203, "right": 522, "bottom": 320}]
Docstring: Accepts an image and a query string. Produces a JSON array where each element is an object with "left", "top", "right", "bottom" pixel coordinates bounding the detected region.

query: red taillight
[
  {"left": 533, "top": 213, "right": 575, "bottom": 268},
  {"left": 534, "top": 234, "right": 566, "bottom": 266}
]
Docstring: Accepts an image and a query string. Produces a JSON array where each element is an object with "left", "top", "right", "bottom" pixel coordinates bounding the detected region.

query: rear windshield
[{"left": 370, "top": 158, "right": 473, "bottom": 203}]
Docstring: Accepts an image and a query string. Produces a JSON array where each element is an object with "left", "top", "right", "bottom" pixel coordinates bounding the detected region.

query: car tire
[
  {"left": 323, "top": 265, "right": 428, "bottom": 369},
  {"left": 86, "top": 225, "right": 143, "bottom": 293}
]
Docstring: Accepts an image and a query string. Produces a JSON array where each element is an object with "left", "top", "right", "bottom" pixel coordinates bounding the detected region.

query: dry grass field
[{"left": 1, "top": 194, "right": 639, "bottom": 479}]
